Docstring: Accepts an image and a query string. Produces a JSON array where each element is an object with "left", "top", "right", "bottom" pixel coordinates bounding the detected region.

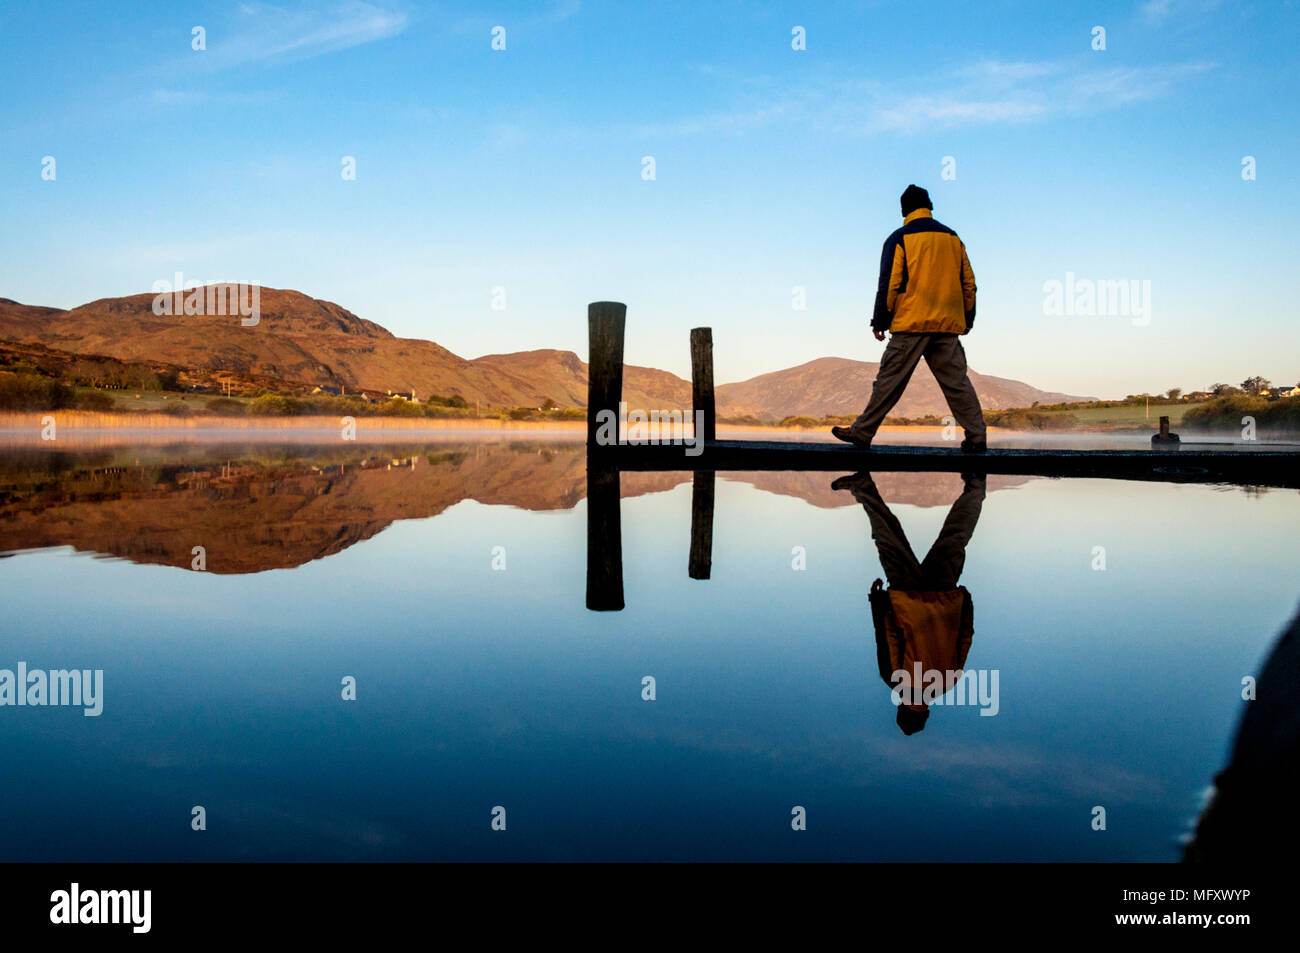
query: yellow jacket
[
  {"left": 871, "top": 209, "right": 976, "bottom": 335},
  {"left": 872, "top": 586, "right": 974, "bottom": 708}
]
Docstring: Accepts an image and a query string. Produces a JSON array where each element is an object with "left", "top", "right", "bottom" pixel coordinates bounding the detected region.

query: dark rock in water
[{"left": 1184, "top": 604, "right": 1300, "bottom": 862}]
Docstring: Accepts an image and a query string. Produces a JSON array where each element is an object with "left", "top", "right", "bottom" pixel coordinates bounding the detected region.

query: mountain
[
  {"left": 0, "top": 287, "right": 1090, "bottom": 418},
  {"left": 716, "top": 356, "right": 1091, "bottom": 419},
  {"left": 0, "top": 297, "right": 65, "bottom": 337}
]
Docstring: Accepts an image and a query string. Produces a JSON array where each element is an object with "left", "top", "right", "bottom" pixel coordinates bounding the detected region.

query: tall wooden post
[
  {"left": 586, "top": 302, "right": 626, "bottom": 610},
  {"left": 690, "top": 327, "right": 716, "bottom": 443},
  {"left": 588, "top": 302, "right": 626, "bottom": 448},
  {"left": 689, "top": 470, "right": 715, "bottom": 580}
]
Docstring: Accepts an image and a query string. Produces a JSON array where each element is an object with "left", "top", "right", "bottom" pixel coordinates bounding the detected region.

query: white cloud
[
  {"left": 150, "top": 88, "right": 274, "bottom": 106},
  {"left": 197, "top": 1, "right": 408, "bottom": 70},
  {"left": 955, "top": 59, "right": 1065, "bottom": 86},
  {"left": 633, "top": 57, "right": 1216, "bottom": 139},
  {"left": 448, "top": 0, "right": 581, "bottom": 36},
  {"left": 1139, "top": 0, "right": 1225, "bottom": 27},
  {"left": 1141, "top": 0, "right": 1176, "bottom": 24},
  {"left": 876, "top": 96, "right": 1047, "bottom": 131}
]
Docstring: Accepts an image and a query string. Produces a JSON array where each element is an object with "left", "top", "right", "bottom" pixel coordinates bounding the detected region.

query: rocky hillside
[
  {"left": 0, "top": 288, "right": 1091, "bottom": 417},
  {"left": 716, "top": 356, "right": 1091, "bottom": 419}
]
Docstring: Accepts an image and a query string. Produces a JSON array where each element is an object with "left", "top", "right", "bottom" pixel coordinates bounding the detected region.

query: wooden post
[
  {"left": 586, "top": 461, "right": 624, "bottom": 610},
  {"left": 690, "top": 327, "right": 716, "bottom": 443},
  {"left": 1151, "top": 414, "right": 1180, "bottom": 446},
  {"left": 588, "top": 302, "right": 626, "bottom": 448},
  {"left": 689, "top": 470, "right": 715, "bottom": 580}
]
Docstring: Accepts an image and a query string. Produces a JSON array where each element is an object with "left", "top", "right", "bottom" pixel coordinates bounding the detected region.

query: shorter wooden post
[
  {"left": 1152, "top": 414, "right": 1180, "bottom": 446},
  {"left": 689, "top": 470, "right": 715, "bottom": 580},
  {"left": 690, "top": 327, "right": 716, "bottom": 444}
]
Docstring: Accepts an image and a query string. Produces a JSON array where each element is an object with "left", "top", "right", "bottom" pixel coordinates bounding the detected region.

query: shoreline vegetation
[
  {"left": 2, "top": 397, "right": 1297, "bottom": 442},
  {"left": 2, "top": 359, "right": 1296, "bottom": 436},
  {"left": 0, "top": 410, "right": 981, "bottom": 438}
]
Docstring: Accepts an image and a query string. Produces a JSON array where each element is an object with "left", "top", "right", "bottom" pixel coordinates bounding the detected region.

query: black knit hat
[
  {"left": 900, "top": 184, "right": 933, "bottom": 216},
  {"left": 896, "top": 705, "right": 930, "bottom": 735}
]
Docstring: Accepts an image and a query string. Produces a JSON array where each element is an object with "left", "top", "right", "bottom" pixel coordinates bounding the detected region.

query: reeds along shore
[
  {"left": 5, "top": 410, "right": 1297, "bottom": 445},
  {"left": 0, "top": 410, "right": 975, "bottom": 446},
  {"left": 0, "top": 411, "right": 588, "bottom": 446},
  {"left": 0, "top": 410, "right": 590, "bottom": 431}
]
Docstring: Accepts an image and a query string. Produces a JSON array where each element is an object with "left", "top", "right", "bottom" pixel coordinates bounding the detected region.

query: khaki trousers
[
  {"left": 846, "top": 474, "right": 985, "bottom": 590},
  {"left": 850, "top": 332, "right": 986, "bottom": 440}
]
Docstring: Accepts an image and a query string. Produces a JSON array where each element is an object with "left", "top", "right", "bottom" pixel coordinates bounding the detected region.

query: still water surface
[{"left": 1, "top": 439, "right": 1296, "bottom": 860}]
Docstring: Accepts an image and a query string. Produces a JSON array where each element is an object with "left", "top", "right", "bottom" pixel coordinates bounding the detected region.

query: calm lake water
[{"left": 1, "top": 437, "right": 1297, "bottom": 861}]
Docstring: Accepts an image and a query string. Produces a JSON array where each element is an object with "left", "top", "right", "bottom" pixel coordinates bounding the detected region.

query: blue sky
[{"left": 1, "top": 0, "right": 1297, "bottom": 397}]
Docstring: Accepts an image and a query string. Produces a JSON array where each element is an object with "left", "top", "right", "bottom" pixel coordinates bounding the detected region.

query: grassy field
[
  {"left": 1025, "top": 400, "right": 1209, "bottom": 428},
  {"left": 76, "top": 388, "right": 242, "bottom": 412}
]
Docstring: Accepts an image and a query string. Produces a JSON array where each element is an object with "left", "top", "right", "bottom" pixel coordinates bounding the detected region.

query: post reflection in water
[{"left": 585, "top": 461, "right": 624, "bottom": 611}]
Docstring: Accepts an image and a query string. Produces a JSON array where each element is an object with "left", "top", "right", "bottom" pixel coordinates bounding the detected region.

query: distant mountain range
[
  {"left": 714, "top": 356, "right": 1090, "bottom": 419},
  {"left": 0, "top": 287, "right": 1092, "bottom": 418}
]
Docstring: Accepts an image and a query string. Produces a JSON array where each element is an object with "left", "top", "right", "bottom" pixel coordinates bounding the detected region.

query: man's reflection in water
[{"left": 833, "top": 471, "right": 985, "bottom": 735}]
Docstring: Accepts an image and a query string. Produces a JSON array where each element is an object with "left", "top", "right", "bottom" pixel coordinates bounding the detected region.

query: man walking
[{"left": 832, "top": 185, "right": 986, "bottom": 452}]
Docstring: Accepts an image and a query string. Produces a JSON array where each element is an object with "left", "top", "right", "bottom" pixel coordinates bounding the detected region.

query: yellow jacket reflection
[{"left": 874, "top": 583, "right": 973, "bottom": 717}]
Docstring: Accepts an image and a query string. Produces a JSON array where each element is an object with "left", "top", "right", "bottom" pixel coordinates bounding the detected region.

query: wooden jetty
[
  {"left": 612, "top": 438, "right": 1297, "bottom": 485},
  {"left": 584, "top": 301, "right": 1300, "bottom": 489}
]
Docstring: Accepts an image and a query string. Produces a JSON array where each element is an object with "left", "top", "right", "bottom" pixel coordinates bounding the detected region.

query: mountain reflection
[{"left": 0, "top": 442, "right": 1029, "bottom": 574}]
